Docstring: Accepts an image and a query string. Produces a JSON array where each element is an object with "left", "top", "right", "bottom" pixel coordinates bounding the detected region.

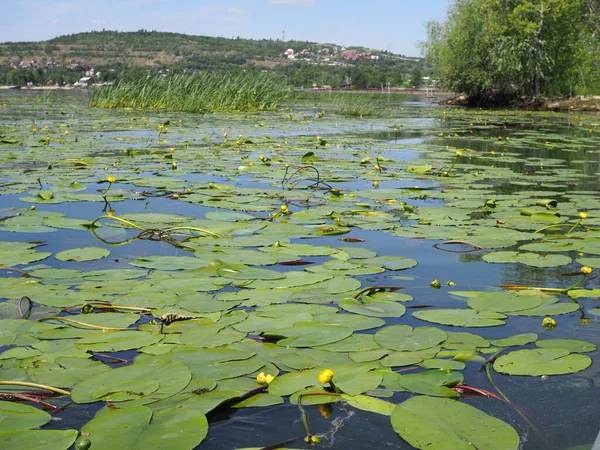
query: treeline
[{"left": 422, "top": 0, "right": 600, "bottom": 104}]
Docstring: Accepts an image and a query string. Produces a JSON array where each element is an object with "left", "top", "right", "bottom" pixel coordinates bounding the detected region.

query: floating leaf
[
  {"left": 375, "top": 325, "right": 447, "bottom": 352},
  {"left": 81, "top": 405, "right": 208, "bottom": 450},
  {"left": 391, "top": 396, "right": 520, "bottom": 449},
  {"left": 494, "top": 348, "right": 592, "bottom": 376},
  {"left": 413, "top": 309, "right": 507, "bottom": 327},
  {"left": 341, "top": 394, "right": 396, "bottom": 416},
  {"left": 339, "top": 298, "right": 406, "bottom": 318},
  {"left": 55, "top": 247, "right": 110, "bottom": 262},
  {"left": 275, "top": 323, "right": 353, "bottom": 348},
  {"left": 536, "top": 339, "right": 596, "bottom": 353},
  {"left": 0, "top": 430, "right": 77, "bottom": 450},
  {"left": 0, "top": 401, "right": 51, "bottom": 431}
]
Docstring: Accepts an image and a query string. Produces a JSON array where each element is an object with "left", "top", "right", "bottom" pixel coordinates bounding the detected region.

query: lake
[{"left": 0, "top": 89, "right": 598, "bottom": 450}]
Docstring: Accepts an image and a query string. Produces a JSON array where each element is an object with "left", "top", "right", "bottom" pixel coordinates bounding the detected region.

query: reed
[{"left": 89, "top": 72, "right": 290, "bottom": 112}]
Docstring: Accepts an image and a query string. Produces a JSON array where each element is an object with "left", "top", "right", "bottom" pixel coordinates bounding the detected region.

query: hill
[{"left": 0, "top": 30, "right": 425, "bottom": 89}]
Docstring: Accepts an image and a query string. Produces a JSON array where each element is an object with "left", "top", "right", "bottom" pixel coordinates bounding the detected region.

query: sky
[{"left": 1, "top": 0, "right": 450, "bottom": 57}]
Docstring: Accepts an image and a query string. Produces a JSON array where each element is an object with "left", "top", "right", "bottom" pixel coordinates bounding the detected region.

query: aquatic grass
[{"left": 89, "top": 72, "right": 290, "bottom": 112}]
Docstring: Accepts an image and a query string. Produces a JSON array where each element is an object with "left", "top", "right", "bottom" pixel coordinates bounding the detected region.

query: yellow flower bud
[
  {"left": 29, "top": 205, "right": 36, "bottom": 211},
  {"left": 107, "top": 210, "right": 115, "bottom": 217},
  {"left": 579, "top": 212, "right": 588, "bottom": 219},
  {"left": 318, "top": 368, "right": 334, "bottom": 384},
  {"left": 581, "top": 266, "right": 593, "bottom": 275},
  {"left": 256, "top": 372, "right": 267, "bottom": 384},
  {"left": 542, "top": 317, "right": 557, "bottom": 330},
  {"left": 280, "top": 205, "right": 289, "bottom": 214},
  {"left": 64, "top": 130, "right": 70, "bottom": 135},
  {"left": 374, "top": 165, "right": 381, "bottom": 171},
  {"left": 264, "top": 374, "right": 275, "bottom": 385},
  {"left": 107, "top": 176, "right": 116, "bottom": 183},
  {"left": 455, "top": 150, "right": 463, "bottom": 157}
]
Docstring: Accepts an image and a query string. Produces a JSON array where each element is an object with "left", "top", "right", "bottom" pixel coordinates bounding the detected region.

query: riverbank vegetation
[{"left": 422, "top": 0, "right": 600, "bottom": 105}]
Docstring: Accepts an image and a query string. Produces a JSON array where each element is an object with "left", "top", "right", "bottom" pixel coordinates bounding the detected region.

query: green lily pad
[
  {"left": 375, "top": 325, "right": 447, "bottom": 351},
  {"left": 490, "top": 333, "right": 538, "bottom": 347},
  {"left": 341, "top": 394, "right": 396, "bottom": 416},
  {"left": 339, "top": 297, "right": 406, "bottom": 317},
  {"left": 391, "top": 396, "right": 520, "bottom": 449},
  {"left": 0, "top": 430, "right": 77, "bottom": 450},
  {"left": 275, "top": 323, "right": 353, "bottom": 347},
  {"left": 536, "top": 339, "right": 596, "bottom": 353},
  {"left": 494, "top": 348, "right": 592, "bottom": 376},
  {"left": 413, "top": 309, "right": 507, "bottom": 327},
  {"left": 466, "top": 291, "right": 545, "bottom": 312},
  {"left": 0, "top": 401, "right": 51, "bottom": 431},
  {"left": 72, "top": 357, "right": 191, "bottom": 404},
  {"left": 81, "top": 405, "right": 208, "bottom": 450},
  {"left": 54, "top": 247, "right": 110, "bottom": 262}
]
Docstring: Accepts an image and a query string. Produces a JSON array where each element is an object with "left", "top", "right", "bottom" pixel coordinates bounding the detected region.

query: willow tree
[{"left": 422, "top": 0, "right": 593, "bottom": 102}]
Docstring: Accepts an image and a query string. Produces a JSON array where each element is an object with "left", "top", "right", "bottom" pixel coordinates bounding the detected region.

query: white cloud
[
  {"left": 268, "top": 0, "right": 316, "bottom": 5},
  {"left": 227, "top": 7, "right": 249, "bottom": 15}
]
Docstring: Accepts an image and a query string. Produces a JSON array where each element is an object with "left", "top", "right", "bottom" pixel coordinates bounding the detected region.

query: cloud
[
  {"left": 268, "top": 0, "right": 316, "bottom": 5},
  {"left": 226, "top": 7, "right": 249, "bottom": 15}
]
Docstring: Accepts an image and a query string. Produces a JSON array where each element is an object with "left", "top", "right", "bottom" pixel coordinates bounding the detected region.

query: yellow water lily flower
[
  {"left": 280, "top": 205, "right": 289, "bottom": 214},
  {"left": 256, "top": 372, "right": 275, "bottom": 385},
  {"left": 107, "top": 176, "right": 116, "bottom": 183},
  {"left": 318, "top": 368, "right": 334, "bottom": 384},
  {"left": 579, "top": 212, "right": 588, "bottom": 219},
  {"left": 581, "top": 266, "right": 593, "bottom": 275},
  {"left": 455, "top": 150, "right": 463, "bottom": 157}
]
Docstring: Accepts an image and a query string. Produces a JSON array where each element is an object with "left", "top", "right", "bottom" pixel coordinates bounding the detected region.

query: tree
[
  {"left": 422, "top": 0, "right": 593, "bottom": 103},
  {"left": 410, "top": 65, "right": 423, "bottom": 88}
]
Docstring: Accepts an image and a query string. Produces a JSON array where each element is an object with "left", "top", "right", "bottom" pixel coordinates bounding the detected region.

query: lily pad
[
  {"left": 391, "top": 396, "right": 520, "bottom": 449},
  {"left": 375, "top": 325, "right": 447, "bottom": 351},
  {"left": 81, "top": 405, "right": 208, "bottom": 450},
  {"left": 413, "top": 309, "right": 507, "bottom": 327},
  {"left": 54, "top": 247, "right": 110, "bottom": 262},
  {"left": 0, "top": 430, "right": 77, "bottom": 450},
  {"left": 494, "top": 348, "right": 592, "bottom": 376},
  {"left": 0, "top": 401, "right": 51, "bottom": 431},
  {"left": 339, "top": 297, "right": 406, "bottom": 317}
]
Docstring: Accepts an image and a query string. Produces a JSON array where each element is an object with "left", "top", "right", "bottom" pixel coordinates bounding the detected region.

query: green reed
[{"left": 89, "top": 72, "right": 290, "bottom": 112}]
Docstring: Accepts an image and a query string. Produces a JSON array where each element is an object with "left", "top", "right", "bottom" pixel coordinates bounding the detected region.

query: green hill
[{"left": 0, "top": 30, "right": 425, "bottom": 88}]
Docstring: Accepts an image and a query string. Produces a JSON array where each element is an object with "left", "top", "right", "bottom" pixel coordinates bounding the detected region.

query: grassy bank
[{"left": 88, "top": 72, "right": 290, "bottom": 112}]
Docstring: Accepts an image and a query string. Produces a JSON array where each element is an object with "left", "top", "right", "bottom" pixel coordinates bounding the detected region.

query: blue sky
[{"left": 1, "top": 0, "right": 449, "bottom": 56}]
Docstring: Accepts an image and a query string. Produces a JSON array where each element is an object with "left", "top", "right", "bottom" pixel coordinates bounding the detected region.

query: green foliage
[{"left": 423, "top": 0, "right": 598, "bottom": 102}]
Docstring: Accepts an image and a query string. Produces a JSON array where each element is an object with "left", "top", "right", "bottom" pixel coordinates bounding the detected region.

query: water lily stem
[
  {"left": 0, "top": 381, "right": 70, "bottom": 396},
  {"left": 101, "top": 181, "right": 113, "bottom": 197},
  {"left": 564, "top": 274, "right": 587, "bottom": 292},
  {"left": 38, "top": 316, "right": 130, "bottom": 330}
]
